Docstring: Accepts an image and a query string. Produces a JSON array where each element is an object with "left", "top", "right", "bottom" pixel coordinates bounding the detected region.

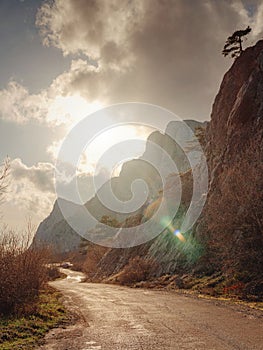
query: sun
[
  {"left": 48, "top": 95, "right": 154, "bottom": 176},
  {"left": 78, "top": 124, "right": 153, "bottom": 175}
]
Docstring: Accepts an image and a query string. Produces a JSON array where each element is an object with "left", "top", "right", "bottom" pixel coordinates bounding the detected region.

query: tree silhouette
[
  {"left": 0, "top": 159, "right": 10, "bottom": 206},
  {"left": 222, "top": 26, "right": 251, "bottom": 58}
]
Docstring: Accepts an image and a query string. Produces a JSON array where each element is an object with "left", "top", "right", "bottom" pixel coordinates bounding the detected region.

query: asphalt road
[{"left": 39, "top": 269, "right": 263, "bottom": 350}]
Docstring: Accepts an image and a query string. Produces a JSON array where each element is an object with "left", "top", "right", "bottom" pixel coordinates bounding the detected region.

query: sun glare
[
  {"left": 49, "top": 95, "right": 154, "bottom": 177},
  {"left": 48, "top": 95, "right": 103, "bottom": 126},
  {"left": 78, "top": 125, "right": 153, "bottom": 175}
]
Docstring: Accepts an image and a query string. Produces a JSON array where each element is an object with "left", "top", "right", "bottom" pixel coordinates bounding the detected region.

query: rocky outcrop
[
  {"left": 87, "top": 119, "right": 205, "bottom": 222},
  {"left": 34, "top": 120, "right": 205, "bottom": 252},
  {"left": 32, "top": 199, "right": 83, "bottom": 253},
  {"left": 199, "top": 41, "right": 263, "bottom": 283}
]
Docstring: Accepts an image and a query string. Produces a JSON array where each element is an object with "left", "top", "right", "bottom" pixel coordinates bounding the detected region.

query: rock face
[
  {"left": 200, "top": 40, "right": 263, "bottom": 280},
  {"left": 94, "top": 169, "right": 198, "bottom": 279},
  {"left": 87, "top": 119, "right": 205, "bottom": 222},
  {"left": 34, "top": 120, "right": 205, "bottom": 252},
  {"left": 32, "top": 199, "right": 83, "bottom": 253}
]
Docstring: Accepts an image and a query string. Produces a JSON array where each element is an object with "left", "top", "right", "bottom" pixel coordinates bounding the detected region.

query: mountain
[
  {"left": 86, "top": 119, "right": 206, "bottom": 222},
  {"left": 33, "top": 120, "right": 205, "bottom": 252},
  {"left": 32, "top": 199, "right": 83, "bottom": 253}
]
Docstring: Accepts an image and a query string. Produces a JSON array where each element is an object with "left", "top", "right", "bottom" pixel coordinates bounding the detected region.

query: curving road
[{"left": 39, "top": 269, "right": 263, "bottom": 350}]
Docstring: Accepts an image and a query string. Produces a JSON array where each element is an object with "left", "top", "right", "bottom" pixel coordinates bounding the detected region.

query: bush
[
  {"left": 118, "top": 256, "right": 157, "bottom": 285},
  {"left": 83, "top": 243, "right": 108, "bottom": 280},
  {"left": 0, "top": 227, "right": 51, "bottom": 316},
  {"left": 47, "top": 265, "right": 63, "bottom": 281}
]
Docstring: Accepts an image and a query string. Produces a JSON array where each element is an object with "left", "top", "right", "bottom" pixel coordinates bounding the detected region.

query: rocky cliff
[
  {"left": 34, "top": 120, "right": 205, "bottom": 252},
  {"left": 199, "top": 40, "right": 263, "bottom": 284},
  {"left": 32, "top": 199, "right": 83, "bottom": 253}
]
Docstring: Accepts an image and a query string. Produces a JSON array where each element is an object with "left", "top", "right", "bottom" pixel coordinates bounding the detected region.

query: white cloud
[
  {"left": 36, "top": 0, "right": 142, "bottom": 64},
  {"left": 2, "top": 159, "right": 56, "bottom": 228},
  {"left": 0, "top": 81, "right": 49, "bottom": 124},
  {"left": 250, "top": 2, "right": 263, "bottom": 37},
  {"left": 4, "top": 158, "right": 109, "bottom": 223},
  {"left": 11, "top": 158, "right": 55, "bottom": 193},
  {"left": 0, "top": 66, "right": 103, "bottom": 127}
]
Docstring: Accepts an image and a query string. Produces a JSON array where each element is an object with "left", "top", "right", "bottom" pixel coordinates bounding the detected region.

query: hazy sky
[{"left": 0, "top": 0, "right": 263, "bottom": 229}]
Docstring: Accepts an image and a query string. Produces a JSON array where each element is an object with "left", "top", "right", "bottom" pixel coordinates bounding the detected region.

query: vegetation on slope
[{"left": 0, "top": 288, "right": 68, "bottom": 350}]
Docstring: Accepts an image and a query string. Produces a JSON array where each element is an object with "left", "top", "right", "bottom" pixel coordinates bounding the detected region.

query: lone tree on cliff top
[{"left": 222, "top": 26, "right": 251, "bottom": 58}]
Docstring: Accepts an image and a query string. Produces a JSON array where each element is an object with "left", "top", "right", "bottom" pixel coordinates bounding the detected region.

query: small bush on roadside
[
  {"left": 118, "top": 256, "right": 158, "bottom": 285},
  {"left": 46, "top": 265, "right": 63, "bottom": 281},
  {"left": 83, "top": 243, "right": 108, "bottom": 280}
]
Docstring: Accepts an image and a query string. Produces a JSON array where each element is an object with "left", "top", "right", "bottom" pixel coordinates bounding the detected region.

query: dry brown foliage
[
  {"left": 0, "top": 223, "right": 52, "bottom": 315},
  {"left": 0, "top": 158, "right": 56, "bottom": 315},
  {"left": 83, "top": 243, "right": 108, "bottom": 280},
  {"left": 117, "top": 256, "right": 158, "bottom": 285}
]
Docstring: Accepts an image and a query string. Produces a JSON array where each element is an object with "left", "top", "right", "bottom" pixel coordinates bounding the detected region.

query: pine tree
[{"left": 222, "top": 26, "right": 251, "bottom": 58}]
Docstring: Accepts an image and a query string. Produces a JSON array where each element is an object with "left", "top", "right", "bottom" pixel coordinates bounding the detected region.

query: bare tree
[{"left": 0, "top": 158, "right": 10, "bottom": 207}]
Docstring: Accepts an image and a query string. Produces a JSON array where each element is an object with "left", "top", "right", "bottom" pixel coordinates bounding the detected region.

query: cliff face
[
  {"left": 34, "top": 120, "right": 205, "bottom": 252},
  {"left": 32, "top": 199, "right": 83, "bottom": 253},
  {"left": 200, "top": 41, "right": 263, "bottom": 281}
]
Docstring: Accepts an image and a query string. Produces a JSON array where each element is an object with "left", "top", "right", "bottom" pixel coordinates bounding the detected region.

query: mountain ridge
[{"left": 33, "top": 119, "right": 206, "bottom": 251}]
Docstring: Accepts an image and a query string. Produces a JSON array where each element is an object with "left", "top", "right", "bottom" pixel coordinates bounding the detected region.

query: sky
[{"left": 0, "top": 0, "right": 263, "bottom": 230}]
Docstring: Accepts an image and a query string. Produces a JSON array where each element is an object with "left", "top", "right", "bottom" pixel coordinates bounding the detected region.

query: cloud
[
  {"left": 0, "top": 68, "right": 102, "bottom": 126},
  {"left": 11, "top": 158, "right": 55, "bottom": 193},
  {"left": 35, "top": 0, "right": 263, "bottom": 119},
  {"left": 57, "top": 168, "right": 110, "bottom": 204},
  {"left": 2, "top": 1, "right": 263, "bottom": 126},
  {"left": 0, "top": 81, "right": 49, "bottom": 124},
  {"left": 2, "top": 159, "right": 56, "bottom": 227},
  {"left": 49, "top": 59, "right": 105, "bottom": 102},
  {"left": 36, "top": 0, "right": 140, "bottom": 63},
  {"left": 5, "top": 158, "right": 110, "bottom": 222}
]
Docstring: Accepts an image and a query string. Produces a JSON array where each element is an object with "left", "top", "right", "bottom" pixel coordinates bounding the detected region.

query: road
[{"left": 39, "top": 269, "right": 263, "bottom": 350}]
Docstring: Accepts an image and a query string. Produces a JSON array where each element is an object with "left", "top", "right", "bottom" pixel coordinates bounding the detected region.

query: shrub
[
  {"left": 0, "top": 226, "right": 51, "bottom": 316},
  {"left": 83, "top": 243, "right": 108, "bottom": 280},
  {"left": 47, "top": 265, "right": 62, "bottom": 281},
  {"left": 118, "top": 256, "right": 157, "bottom": 285}
]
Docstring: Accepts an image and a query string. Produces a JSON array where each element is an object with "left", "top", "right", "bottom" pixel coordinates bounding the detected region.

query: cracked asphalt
[{"left": 39, "top": 269, "right": 263, "bottom": 350}]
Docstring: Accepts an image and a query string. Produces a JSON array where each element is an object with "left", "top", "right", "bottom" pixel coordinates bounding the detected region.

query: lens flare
[
  {"left": 160, "top": 216, "right": 186, "bottom": 242},
  {"left": 173, "top": 229, "right": 186, "bottom": 242}
]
